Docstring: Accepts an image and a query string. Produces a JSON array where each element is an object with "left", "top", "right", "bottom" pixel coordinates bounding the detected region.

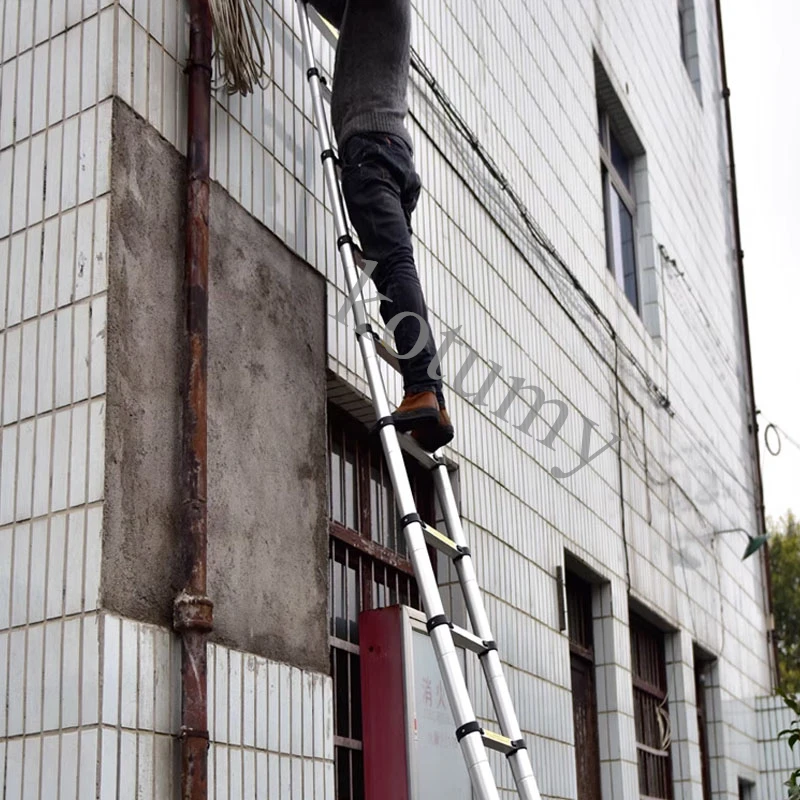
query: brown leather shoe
[
  {"left": 412, "top": 405, "right": 455, "bottom": 452},
  {"left": 391, "top": 390, "right": 440, "bottom": 432}
]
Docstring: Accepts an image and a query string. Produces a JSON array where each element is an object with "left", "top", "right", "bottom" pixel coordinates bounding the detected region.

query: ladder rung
[
  {"left": 421, "top": 522, "right": 461, "bottom": 559},
  {"left": 449, "top": 624, "right": 492, "bottom": 656},
  {"left": 320, "top": 81, "right": 332, "bottom": 105},
  {"left": 481, "top": 729, "right": 516, "bottom": 756},
  {"left": 306, "top": 3, "right": 339, "bottom": 48},
  {"left": 374, "top": 338, "right": 401, "bottom": 372},
  {"left": 398, "top": 434, "right": 441, "bottom": 471}
]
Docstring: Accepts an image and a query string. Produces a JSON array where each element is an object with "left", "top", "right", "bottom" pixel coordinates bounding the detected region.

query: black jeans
[{"left": 341, "top": 133, "right": 444, "bottom": 405}]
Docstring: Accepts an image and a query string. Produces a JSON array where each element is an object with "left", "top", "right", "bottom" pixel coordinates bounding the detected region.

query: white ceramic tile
[
  {"left": 102, "top": 612, "right": 121, "bottom": 725},
  {"left": 0, "top": 58, "right": 16, "bottom": 147},
  {"left": 14, "top": 419, "right": 35, "bottom": 522},
  {"left": 62, "top": 507, "right": 84, "bottom": 615},
  {"left": 18, "top": 322, "right": 37, "bottom": 423},
  {"left": 21, "top": 736, "right": 41, "bottom": 800},
  {"left": 23, "top": 224, "right": 43, "bottom": 321},
  {"left": 120, "top": 617, "right": 139, "bottom": 728},
  {"left": 68, "top": 401, "right": 88, "bottom": 506},
  {"left": 99, "top": 727, "right": 118, "bottom": 800},
  {"left": 0, "top": 149, "right": 13, "bottom": 238},
  {"left": 2, "top": 326, "right": 21, "bottom": 424},
  {"left": 14, "top": 50, "right": 33, "bottom": 143}
]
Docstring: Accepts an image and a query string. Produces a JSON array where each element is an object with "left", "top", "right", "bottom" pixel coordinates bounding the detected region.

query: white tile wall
[
  {"left": 0, "top": 611, "right": 333, "bottom": 799},
  {"left": 1, "top": 0, "right": 115, "bottom": 789},
  {"left": 1, "top": 0, "right": 775, "bottom": 797}
]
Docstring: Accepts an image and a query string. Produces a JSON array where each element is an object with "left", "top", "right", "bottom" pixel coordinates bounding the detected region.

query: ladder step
[
  {"left": 449, "top": 624, "right": 494, "bottom": 656},
  {"left": 421, "top": 522, "right": 463, "bottom": 560},
  {"left": 481, "top": 729, "right": 519, "bottom": 756},
  {"left": 374, "top": 337, "right": 401, "bottom": 373},
  {"left": 398, "top": 433, "right": 441, "bottom": 471},
  {"left": 320, "top": 80, "right": 332, "bottom": 105}
]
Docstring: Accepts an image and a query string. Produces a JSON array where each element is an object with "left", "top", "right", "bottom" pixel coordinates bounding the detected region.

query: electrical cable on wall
[
  {"left": 658, "top": 243, "right": 737, "bottom": 379},
  {"left": 315, "top": 23, "right": 763, "bottom": 549},
  {"left": 408, "top": 48, "right": 674, "bottom": 418},
  {"left": 761, "top": 420, "right": 800, "bottom": 458},
  {"left": 405, "top": 45, "right": 765, "bottom": 531},
  {"left": 209, "top": 0, "right": 272, "bottom": 95}
]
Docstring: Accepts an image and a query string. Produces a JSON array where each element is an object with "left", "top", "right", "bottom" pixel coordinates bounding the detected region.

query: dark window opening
[
  {"left": 630, "top": 614, "right": 673, "bottom": 799},
  {"left": 695, "top": 652, "right": 715, "bottom": 800},
  {"left": 328, "top": 405, "right": 436, "bottom": 799},
  {"left": 567, "top": 573, "right": 602, "bottom": 800}
]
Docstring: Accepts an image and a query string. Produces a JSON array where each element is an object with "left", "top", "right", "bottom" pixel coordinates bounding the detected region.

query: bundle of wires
[{"left": 208, "top": 0, "right": 272, "bottom": 95}]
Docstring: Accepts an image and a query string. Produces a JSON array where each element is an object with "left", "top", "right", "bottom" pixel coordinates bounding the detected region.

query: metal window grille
[
  {"left": 566, "top": 574, "right": 602, "bottom": 800},
  {"left": 327, "top": 406, "right": 436, "bottom": 799},
  {"left": 694, "top": 654, "right": 714, "bottom": 800},
  {"left": 630, "top": 615, "right": 673, "bottom": 800}
]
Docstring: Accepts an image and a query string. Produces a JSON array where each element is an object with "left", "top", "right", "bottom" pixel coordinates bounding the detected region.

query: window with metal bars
[
  {"left": 566, "top": 573, "right": 602, "bottom": 800},
  {"left": 694, "top": 651, "right": 714, "bottom": 800},
  {"left": 630, "top": 614, "right": 673, "bottom": 800},
  {"left": 327, "top": 405, "right": 436, "bottom": 799}
]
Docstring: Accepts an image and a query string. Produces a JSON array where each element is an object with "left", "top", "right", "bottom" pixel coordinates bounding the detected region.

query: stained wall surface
[{"left": 103, "top": 99, "right": 329, "bottom": 673}]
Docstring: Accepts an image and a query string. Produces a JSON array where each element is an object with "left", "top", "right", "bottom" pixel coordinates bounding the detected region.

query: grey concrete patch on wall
[{"left": 103, "top": 99, "right": 329, "bottom": 673}]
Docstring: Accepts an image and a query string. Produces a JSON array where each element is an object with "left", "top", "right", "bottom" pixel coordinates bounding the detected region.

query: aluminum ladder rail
[{"left": 296, "top": 3, "right": 542, "bottom": 798}]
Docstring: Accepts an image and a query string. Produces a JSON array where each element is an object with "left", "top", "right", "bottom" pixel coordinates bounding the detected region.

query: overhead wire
[
  {"left": 312, "top": 18, "right": 765, "bottom": 565},
  {"left": 403, "top": 32, "right": 766, "bottom": 661},
  {"left": 408, "top": 47, "right": 674, "bottom": 417},
  {"left": 407, "top": 46, "right": 762, "bottom": 513},
  {"left": 761, "top": 420, "right": 800, "bottom": 457},
  {"left": 658, "top": 243, "right": 738, "bottom": 381}
]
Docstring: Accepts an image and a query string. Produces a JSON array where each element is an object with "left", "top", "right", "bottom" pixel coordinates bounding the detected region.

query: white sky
[{"left": 724, "top": 0, "right": 800, "bottom": 523}]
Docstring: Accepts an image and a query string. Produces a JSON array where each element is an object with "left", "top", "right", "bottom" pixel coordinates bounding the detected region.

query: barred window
[
  {"left": 567, "top": 573, "right": 602, "bottom": 800},
  {"left": 630, "top": 614, "right": 673, "bottom": 800},
  {"left": 695, "top": 655, "right": 713, "bottom": 800},
  {"left": 328, "top": 405, "right": 436, "bottom": 799}
]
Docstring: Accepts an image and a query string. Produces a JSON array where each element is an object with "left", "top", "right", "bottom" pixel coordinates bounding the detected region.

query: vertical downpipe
[{"left": 175, "top": 1, "right": 213, "bottom": 798}]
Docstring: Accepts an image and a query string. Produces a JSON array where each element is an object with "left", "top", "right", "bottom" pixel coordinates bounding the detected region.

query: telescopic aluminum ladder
[{"left": 296, "top": 3, "right": 543, "bottom": 798}]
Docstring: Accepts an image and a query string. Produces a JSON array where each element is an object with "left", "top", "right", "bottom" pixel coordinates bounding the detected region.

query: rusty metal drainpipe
[
  {"left": 174, "top": 1, "right": 213, "bottom": 798},
  {"left": 714, "top": 0, "right": 779, "bottom": 687}
]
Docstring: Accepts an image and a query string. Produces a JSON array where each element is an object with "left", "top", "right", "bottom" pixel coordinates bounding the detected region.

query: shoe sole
[
  {"left": 412, "top": 422, "right": 455, "bottom": 452},
  {"left": 392, "top": 406, "right": 440, "bottom": 432}
]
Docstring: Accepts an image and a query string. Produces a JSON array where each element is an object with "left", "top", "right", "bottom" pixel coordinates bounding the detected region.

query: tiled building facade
[{"left": 0, "top": 0, "right": 784, "bottom": 798}]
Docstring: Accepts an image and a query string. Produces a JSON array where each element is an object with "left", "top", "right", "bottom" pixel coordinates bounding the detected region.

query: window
[
  {"left": 598, "top": 108, "right": 639, "bottom": 311},
  {"left": 738, "top": 779, "right": 754, "bottom": 800},
  {"left": 630, "top": 614, "right": 673, "bottom": 799},
  {"left": 328, "top": 405, "right": 436, "bottom": 799},
  {"left": 567, "top": 573, "right": 602, "bottom": 800},
  {"left": 694, "top": 652, "right": 714, "bottom": 800},
  {"left": 678, "top": 0, "right": 702, "bottom": 100}
]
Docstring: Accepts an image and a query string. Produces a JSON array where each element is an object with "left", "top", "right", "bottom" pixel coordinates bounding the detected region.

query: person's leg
[
  {"left": 341, "top": 136, "right": 438, "bottom": 385},
  {"left": 340, "top": 133, "right": 453, "bottom": 447}
]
